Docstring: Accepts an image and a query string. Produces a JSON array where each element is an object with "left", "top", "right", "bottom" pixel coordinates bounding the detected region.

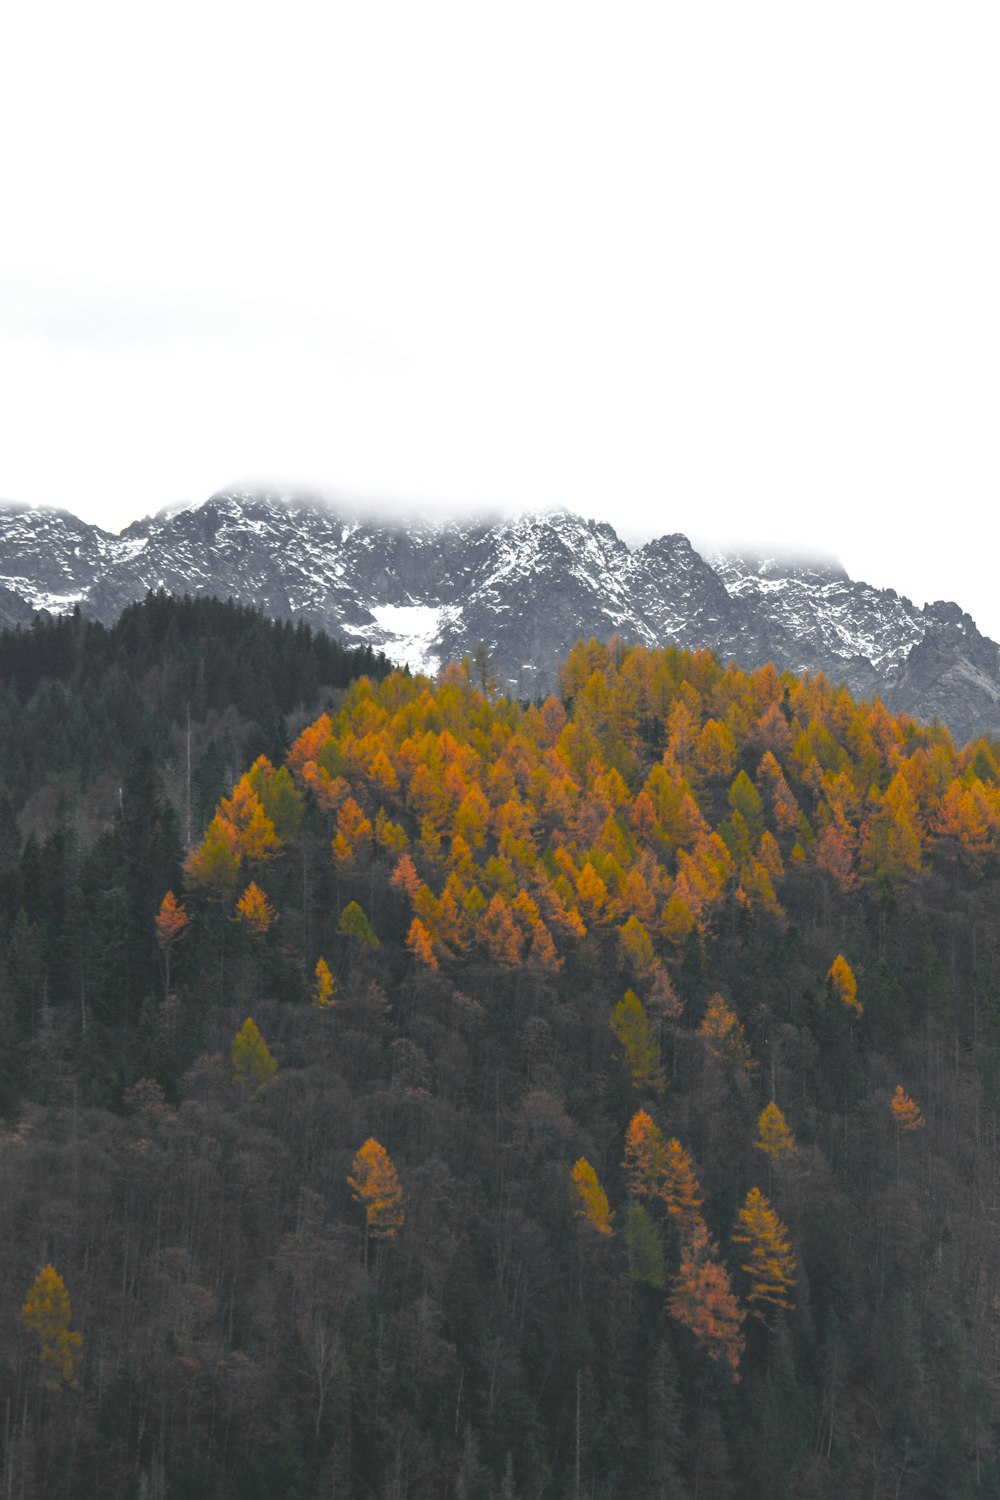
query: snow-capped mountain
[{"left": 2, "top": 491, "right": 999, "bottom": 743}]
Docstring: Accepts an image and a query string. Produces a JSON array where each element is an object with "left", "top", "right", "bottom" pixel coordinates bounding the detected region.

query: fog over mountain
[{"left": 2, "top": 491, "right": 998, "bottom": 744}]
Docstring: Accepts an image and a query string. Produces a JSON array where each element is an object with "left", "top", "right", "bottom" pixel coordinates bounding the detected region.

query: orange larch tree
[
  {"left": 698, "top": 993, "right": 754, "bottom": 1076},
  {"left": 667, "top": 1222, "right": 745, "bottom": 1380},
  {"left": 623, "top": 1110, "right": 667, "bottom": 1200},
  {"left": 235, "top": 881, "right": 278, "bottom": 941},
  {"left": 890, "top": 1084, "right": 925, "bottom": 1133},
  {"left": 660, "top": 1139, "right": 704, "bottom": 1235},
  {"left": 348, "top": 1138, "right": 405, "bottom": 1263},
  {"left": 155, "top": 890, "right": 189, "bottom": 997},
  {"left": 406, "top": 917, "right": 439, "bottom": 971}
]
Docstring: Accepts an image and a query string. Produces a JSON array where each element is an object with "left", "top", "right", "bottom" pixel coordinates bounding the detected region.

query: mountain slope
[{"left": 2, "top": 491, "right": 999, "bottom": 742}]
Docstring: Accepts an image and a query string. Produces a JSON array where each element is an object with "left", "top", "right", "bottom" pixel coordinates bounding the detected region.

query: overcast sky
[{"left": 1, "top": 2, "right": 998, "bottom": 635}]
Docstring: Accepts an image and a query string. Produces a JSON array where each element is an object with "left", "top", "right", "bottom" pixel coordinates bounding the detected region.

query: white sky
[{"left": 1, "top": 2, "right": 998, "bottom": 636}]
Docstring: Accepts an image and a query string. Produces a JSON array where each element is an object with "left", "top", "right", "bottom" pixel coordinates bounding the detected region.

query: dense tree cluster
[
  {"left": 1, "top": 632, "right": 1000, "bottom": 1496},
  {"left": 0, "top": 592, "right": 394, "bottom": 817}
]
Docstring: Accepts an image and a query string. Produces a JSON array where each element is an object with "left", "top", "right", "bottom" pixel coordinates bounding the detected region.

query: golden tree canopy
[
  {"left": 155, "top": 890, "right": 189, "bottom": 951},
  {"left": 312, "top": 957, "right": 336, "bottom": 1010},
  {"left": 235, "top": 881, "right": 278, "bottom": 940},
  {"left": 570, "top": 1158, "right": 614, "bottom": 1237},
  {"left": 347, "top": 1138, "right": 405, "bottom": 1239},
  {"left": 732, "top": 1187, "right": 796, "bottom": 1324},
  {"left": 827, "top": 954, "right": 862, "bottom": 1017},
  {"left": 755, "top": 1102, "right": 797, "bottom": 1163},
  {"left": 21, "top": 1264, "right": 82, "bottom": 1390}
]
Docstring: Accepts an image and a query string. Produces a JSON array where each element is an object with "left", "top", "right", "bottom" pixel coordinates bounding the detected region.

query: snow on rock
[
  {"left": 2, "top": 490, "right": 1000, "bottom": 741},
  {"left": 361, "top": 603, "right": 457, "bottom": 676}
]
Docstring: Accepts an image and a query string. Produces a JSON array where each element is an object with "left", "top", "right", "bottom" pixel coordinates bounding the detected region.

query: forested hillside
[
  {"left": 0, "top": 592, "right": 393, "bottom": 846},
  {"left": 2, "top": 634, "right": 1000, "bottom": 1498}
]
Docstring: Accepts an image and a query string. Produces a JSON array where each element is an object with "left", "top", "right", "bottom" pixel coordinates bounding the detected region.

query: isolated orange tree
[
  {"left": 348, "top": 1139, "right": 405, "bottom": 1262},
  {"left": 667, "top": 1223, "right": 745, "bottom": 1380},
  {"left": 155, "top": 890, "right": 189, "bottom": 996}
]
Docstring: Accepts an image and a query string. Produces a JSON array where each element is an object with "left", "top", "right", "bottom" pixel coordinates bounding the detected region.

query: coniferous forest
[{"left": 3, "top": 597, "right": 1000, "bottom": 1498}]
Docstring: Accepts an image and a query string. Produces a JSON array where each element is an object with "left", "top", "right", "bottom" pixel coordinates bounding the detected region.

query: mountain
[{"left": 2, "top": 490, "right": 999, "bottom": 742}]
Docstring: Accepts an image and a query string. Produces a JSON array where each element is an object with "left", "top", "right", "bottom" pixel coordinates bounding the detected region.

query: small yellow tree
[
  {"left": 732, "top": 1187, "right": 796, "bottom": 1325},
  {"left": 610, "top": 990, "right": 666, "bottom": 1094},
  {"left": 231, "top": 1017, "right": 277, "bottom": 1093},
  {"left": 756, "top": 1101, "right": 797, "bottom": 1163},
  {"left": 827, "top": 954, "right": 862, "bottom": 1017},
  {"left": 22, "top": 1265, "right": 82, "bottom": 1389},
  {"left": 570, "top": 1158, "right": 614, "bottom": 1237},
  {"left": 235, "top": 882, "right": 278, "bottom": 941},
  {"left": 312, "top": 957, "right": 336, "bottom": 1009}
]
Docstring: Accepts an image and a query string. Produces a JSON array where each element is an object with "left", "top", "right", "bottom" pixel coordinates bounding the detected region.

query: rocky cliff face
[{"left": 2, "top": 491, "right": 999, "bottom": 743}]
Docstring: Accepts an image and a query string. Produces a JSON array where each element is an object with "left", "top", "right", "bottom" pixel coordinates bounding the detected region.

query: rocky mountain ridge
[{"left": 1, "top": 491, "right": 998, "bottom": 743}]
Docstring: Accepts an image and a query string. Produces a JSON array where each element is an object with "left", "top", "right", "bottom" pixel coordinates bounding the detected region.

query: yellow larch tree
[
  {"left": 610, "top": 990, "right": 666, "bottom": 1095},
  {"left": 312, "top": 957, "right": 336, "bottom": 1009},
  {"left": 617, "top": 915, "right": 658, "bottom": 983},
  {"left": 231, "top": 1017, "right": 277, "bottom": 1094},
  {"left": 732, "top": 1187, "right": 796, "bottom": 1325},
  {"left": 185, "top": 814, "right": 241, "bottom": 892},
  {"left": 756, "top": 1102, "right": 797, "bottom": 1164},
  {"left": 235, "top": 881, "right": 277, "bottom": 941},
  {"left": 21, "top": 1264, "right": 82, "bottom": 1389},
  {"left": 827, "top": 954, "right": 862, "bottom": 1017},
  {"left": 570, "top": 1158, "right": 614, "bottom": 1237},
  {"left": 622, "top": 1110, "right": 667, "bottom": 1201}
]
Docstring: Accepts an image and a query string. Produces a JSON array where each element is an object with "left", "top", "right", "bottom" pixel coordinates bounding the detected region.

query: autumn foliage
[
  {"left": 890, "top": 1084, "right": 925, "bottom": 1131},
  {"left": 231, "top": 1016, "right": 277, "bottom": 1092},
  {"left": 155, "top": 890, "right": 189, "bottom": 951},
  {"left": 570, "top": 1158, "right": 614, "bottom": 1237},
  {"left": 48, "top": 627, "right": 1000, "bottom": 1492},
  {"left": 732, "top": 1187, "right": 796, "bottom": 1324},
  {"left": 826, "top": 953, "right": 861, "bottom": 1016},
  {"left": 347, "top": 1138, "right": 405, "bottom": 1239},
  {"left": 667, "top": 1223, "right": 745, "bottom": 1379},
  {"left": 755, "top": 1102, "right": 797, "bottom": 1164},
  {"left": 21, "top": 1265, "right": 82, "bottom": 1389}
]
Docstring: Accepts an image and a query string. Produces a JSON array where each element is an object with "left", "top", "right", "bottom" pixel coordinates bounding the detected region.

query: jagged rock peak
[{"left": 1, "top": 490, "right": 998, "bottom": 743}]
